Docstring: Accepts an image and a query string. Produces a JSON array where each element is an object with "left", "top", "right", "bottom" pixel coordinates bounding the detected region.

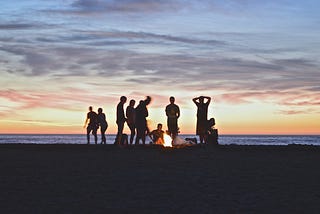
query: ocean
[{"left": 0, "top": 134, "right": 320, "bottom": 146}]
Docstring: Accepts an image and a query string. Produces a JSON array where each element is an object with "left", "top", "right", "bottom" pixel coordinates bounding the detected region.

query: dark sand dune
[{"left": 1, "top": 144, "right": 320, "bottom": 213}]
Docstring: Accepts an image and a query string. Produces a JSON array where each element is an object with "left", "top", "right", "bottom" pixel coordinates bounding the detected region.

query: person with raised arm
[{"left": 193, "top": 96, "right": 211, "bottom": 144}]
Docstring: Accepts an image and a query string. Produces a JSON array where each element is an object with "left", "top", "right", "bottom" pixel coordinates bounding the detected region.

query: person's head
[
  {"left": 120, "top": 96, "right": 127, "bottom": 103},
  {"left": 129, "top": 99, "right": 135, "bottom": 107},
  {"left": 89, "top": 106, "right": 93, "bottom": 111},
  {"left": 208, "top": 118, "right": 215, "bottom": 128},
  {"left": 157, "top": 123, "right": 163, "bottom": 130},
  {"left": 145, "top": 96, "right": 151, "bottom": 105},
  {"left": 169, "top": 96, "right": 175, "bottom": 104},
  {"left": 199, "top": 96, "right": 204, "bottom": 103},
  {"left": 98, "top": 108, "right": 103, "bottom": 114}
]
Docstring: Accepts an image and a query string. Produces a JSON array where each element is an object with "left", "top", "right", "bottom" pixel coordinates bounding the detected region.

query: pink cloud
[{"left": 0, "top": 88, "right": 115, "bottom": 116}]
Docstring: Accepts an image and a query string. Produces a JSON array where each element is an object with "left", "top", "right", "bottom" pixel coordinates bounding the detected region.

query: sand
[{"left": 0, "top": 144, "right": 320, "bottom": 213}]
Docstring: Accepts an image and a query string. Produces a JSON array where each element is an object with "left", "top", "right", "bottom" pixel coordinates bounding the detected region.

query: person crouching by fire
[{"left": 149, "top": 123, "right": 165, "bottom": 145}]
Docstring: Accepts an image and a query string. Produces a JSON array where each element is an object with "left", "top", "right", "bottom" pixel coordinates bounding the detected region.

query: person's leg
[
  {"left": 142, "top": 130, "right": 146, "bottom": 145},
  {"left": 129, "top": 125, "right": 135, "bottom": 145},
  {"left": 122, "top": 134, "right": 128, "bottom": 146},
  {"left": 115, "top": 123, "right": 120, "bottom": 144},
  {"left": 135, "top": 127, "right": 141, "bottom": 145},
  {"left": 101, "top": 127, "right": 106, "bottom": 144},
  {"left": 93, "top": 128, "right": 97, "bottom": 144},
  {"left": 115, "top": 122, "right": 124, "bottom": 145},
  {"left": 199, "top": 134, "right": 204, "bottom": 144},
  {"left": 171, "top": 119, "right": 178, "bottom": 140},
  {"left": 86, "top": 126, "right": 91, "bottom": 144}
]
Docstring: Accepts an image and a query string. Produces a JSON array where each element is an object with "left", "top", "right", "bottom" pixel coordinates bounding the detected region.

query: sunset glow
[{"left": 0, "top": 1, "right": 319, "bottom": 135}]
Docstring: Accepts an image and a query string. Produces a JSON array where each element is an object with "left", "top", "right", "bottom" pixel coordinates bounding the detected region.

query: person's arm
[
  {"left": 126, "top": 106, "right": 129, "bottom": 118},
  {"left": 148, "top": 130, "right": 154, "bottom": 140},
  {"left": 204, "top": 96, "right": 211, "bottom": 104},
  {"left": 121, "top": 106, "right": 126, "bottom": 122},
  {"left": 192, "top": 97, "right": 199, "bottom": 105},
  {"left": 177, "top": 105, "right": 180, "bottom": 118},
  {"left": 83, "top": 113, "right": 89, "bottom": 128}
]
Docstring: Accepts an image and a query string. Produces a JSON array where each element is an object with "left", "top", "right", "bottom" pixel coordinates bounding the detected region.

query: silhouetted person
[
  {"left": 126, "top": 99, "right": 136, "bottom": 145},
  {"left": 165, "top": 96, "right": 180, "bottom": 139},
  {"left": 84, "top": 106, "right": 98, "bottom": 144},
  {"left": 205, "top": 118, "right": 218, "bottom": 145},
  {"left": 115, "top": 96, "right": 127, "bottom": 145},
  {"left": 97, "top": 108, "right": 108, "bottom": 144},
  {"left": 193, "top": 96, "right": 211, "bottom": 144},
  {"left": 149, "top": 123, "right": 164, "bottom": 145},
  {"left": 135, "top": 96, "right": 151, "bottom": 145}
]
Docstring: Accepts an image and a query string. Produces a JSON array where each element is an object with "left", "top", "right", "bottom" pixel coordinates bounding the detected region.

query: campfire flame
[{"left": 163, "top": 133, "right": 173, "bottom": 147}]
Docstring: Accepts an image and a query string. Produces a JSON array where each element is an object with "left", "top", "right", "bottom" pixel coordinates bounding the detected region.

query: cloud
[
  {"left": 0, "top": 88, "right": 114, "bottom": 116},
  {"left": 0, "top": 23, "right": 36, "bottom": 30},
  {"left": 84, "top": 30, "right": 225, "bottom": 46},
  {"left": 0, "top": 21, "right": 55, "bottom": 31},
  {"left": 214, "top": 90, "right": 320, "bottom": 116},
  {"left": 277, "top": 110, "right": 311, "bottom": 115},
  {"left": 70, "top": 0, "right": 188, "bottom": 14},
  {"left": 2, "top": 39, "right": 319, "bottom": 95},
  {"left": 279, "top": 94, "right": 320, "bottom": 107}
]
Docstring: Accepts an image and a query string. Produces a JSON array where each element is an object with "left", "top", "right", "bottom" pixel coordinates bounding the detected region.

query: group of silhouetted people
[{"left": 84, "top": 95, "right": 216, "bottom": 145}]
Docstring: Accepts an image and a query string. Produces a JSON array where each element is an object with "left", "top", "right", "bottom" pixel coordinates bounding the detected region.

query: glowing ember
[{"left": 163, "top": 133, "right": 173, "bottom": 147}]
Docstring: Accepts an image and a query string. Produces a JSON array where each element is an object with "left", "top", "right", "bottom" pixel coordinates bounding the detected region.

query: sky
[{"left": 0, "top": 0, "right": 319, "bottom": 135}]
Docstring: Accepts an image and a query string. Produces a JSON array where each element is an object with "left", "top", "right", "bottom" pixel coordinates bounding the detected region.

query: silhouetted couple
[
  {"left": 135, "top": 96, "right": 151, "bottom": 145},
  {"left": 84, "top": 106, "right": 108, "bottom": 144}
]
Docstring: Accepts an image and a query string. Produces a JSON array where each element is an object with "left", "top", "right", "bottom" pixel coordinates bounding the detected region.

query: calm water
[{"left": 0, "top": 134, "right": 320, "bottom": 146}]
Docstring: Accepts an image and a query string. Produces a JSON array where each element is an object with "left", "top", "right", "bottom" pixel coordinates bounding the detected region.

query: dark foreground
[{"left": 1, "top": 144, "right": 320, "bottom": 213}]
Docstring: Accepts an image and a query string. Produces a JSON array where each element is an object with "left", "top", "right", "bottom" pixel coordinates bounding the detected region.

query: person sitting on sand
[
  {"left": 205, "top": 118, "right": 218, "bottom": 145},
  {"left": 84, "top": 106, "right": 98, "bottom": 144},
  {"left": 149, "top": 123, "right": 165, "bottom": 145},
  {"left": 97, "top": 108, "right": 108, "bottom": 144}
]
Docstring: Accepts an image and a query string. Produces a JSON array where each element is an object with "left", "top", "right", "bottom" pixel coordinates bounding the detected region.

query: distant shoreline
[
  {"left": 1, "top": 134, "right": 320, "bottom": 146},
  {"left": 1, "top": 143, "right": 320, "bottom": 148}
]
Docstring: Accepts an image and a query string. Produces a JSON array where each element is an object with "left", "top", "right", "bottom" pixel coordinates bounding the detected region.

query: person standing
[
  {"left": 84, "top": 106, "right": 98, "bottom": 144},
  {"left": 165, "top": 96, "right": 180, "bottom": 139},
  {"left": 126, "top": 99, "right": 136, "bottom": 145},
  {"left": 115, "top": 96, "right": 127, "bottom": 145},
  {"left": 192, "top": 96, "right": 211, "bottom": 144},
  {"left": 97, "top": 107, "right": 108, "bottom": 144},
  {"left": 135, "top": 96, "right": 151, "bottom": 145}
]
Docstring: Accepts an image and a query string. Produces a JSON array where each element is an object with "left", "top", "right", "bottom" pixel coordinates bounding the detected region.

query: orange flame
[{"left": 163, "top": 133, "right": 173, "bottom": 147}]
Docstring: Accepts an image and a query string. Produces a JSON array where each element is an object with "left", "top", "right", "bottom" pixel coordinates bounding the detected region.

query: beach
[{"left": 1, "top": 144, "right": 320, "bottom": 213}]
